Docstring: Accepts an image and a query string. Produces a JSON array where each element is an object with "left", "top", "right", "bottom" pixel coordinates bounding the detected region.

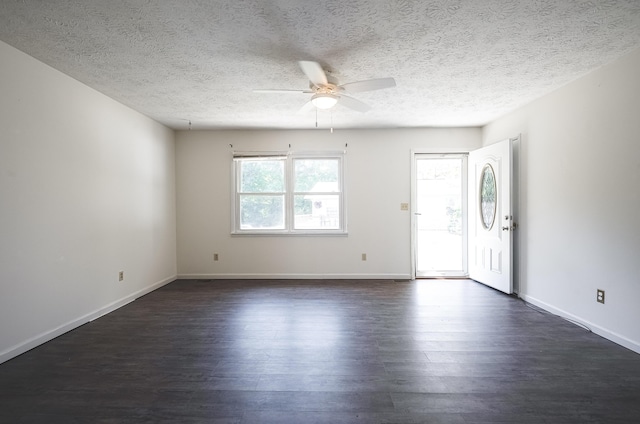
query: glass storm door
[
  {"left": 414, "top": 155, "right": 468, "bottom": 277},
  {"left": 468, "top": 139, "right": 514, "bottom": 294}
]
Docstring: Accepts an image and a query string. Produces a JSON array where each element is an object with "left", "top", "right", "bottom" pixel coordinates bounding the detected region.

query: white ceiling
[{"left": 1, "top": 1, "right": 640, "bottom": 130}]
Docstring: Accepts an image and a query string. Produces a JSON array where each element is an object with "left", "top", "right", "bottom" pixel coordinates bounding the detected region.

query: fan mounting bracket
[{"left": 309, "top": 82, "right": 341, "bottom": 95}]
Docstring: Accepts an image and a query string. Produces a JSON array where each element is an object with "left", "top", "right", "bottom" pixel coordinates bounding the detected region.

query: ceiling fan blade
[
  {"left": 338, "top": 95, "right": 371, "bottom": 113},
  {"left": 297, "top": 101, "right": 315, "bottom": 115},
  {"left": 298, "top": 61, "right": 328, "bottom": 87},
  {"left": 253, "top": 89, "right": 312, "bottom": 94},
  {"left": 340, "top": 77, "right": 396, "bottom": 93}
]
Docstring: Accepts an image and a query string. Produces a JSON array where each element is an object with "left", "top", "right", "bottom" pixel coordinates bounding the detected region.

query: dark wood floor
[{"left": 1, "top": 279, "right": 640, "bottom": 423}]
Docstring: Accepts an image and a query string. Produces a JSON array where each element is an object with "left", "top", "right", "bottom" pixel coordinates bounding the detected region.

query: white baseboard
[
  {"left": 520, "top": 293, "right": 640, "bottom": 354},
  {"left": 88, "top": 275, "right": 176, "bottom": 322},
  {"left": 0, "top": 275, "right": 176, "bottom": 365},
  {"left": 177, "top": 273, "right": 412, "bottom": 280}
]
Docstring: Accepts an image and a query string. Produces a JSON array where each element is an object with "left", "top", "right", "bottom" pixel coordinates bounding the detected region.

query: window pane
[
  {"left": 240, "top": 160, "right": 284, "bottom": 193},
  {"left": 239, "top": 195, "right": 285, "bottom": 229},
  {"left": 294, "top": 194, "right": 340, "bottom": 229},
  {"left": 294, "top": 159, "right": 339, "bottom": 192}
]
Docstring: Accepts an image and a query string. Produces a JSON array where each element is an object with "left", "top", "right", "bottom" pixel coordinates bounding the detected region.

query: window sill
[{"left": 231, "top": 231, "right": 348, "bottom": 237}]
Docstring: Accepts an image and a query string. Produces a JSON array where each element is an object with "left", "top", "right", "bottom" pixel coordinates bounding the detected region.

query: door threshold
[{"left": 415, "top": 276, "right": 470, "bottom": 280}]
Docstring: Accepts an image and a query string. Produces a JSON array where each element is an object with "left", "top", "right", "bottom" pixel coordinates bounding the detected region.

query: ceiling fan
[{"left": 254, "top": 61, "right": 396, "bottom": 113}]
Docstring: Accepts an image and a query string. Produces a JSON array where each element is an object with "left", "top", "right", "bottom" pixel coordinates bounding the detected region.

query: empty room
[{"left": 1, "top": 1, "right": 640, "bottom": 423}]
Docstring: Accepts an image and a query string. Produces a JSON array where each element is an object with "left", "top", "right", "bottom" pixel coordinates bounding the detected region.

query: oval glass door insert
[{"left": 480, "top": 164, "right": 497, "bottom": 230}]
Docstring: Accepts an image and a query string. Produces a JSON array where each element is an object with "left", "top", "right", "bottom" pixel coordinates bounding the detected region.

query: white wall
[
  {"left": 0, "top": 41, "right": 177, "bottom": 363},
  {"left": 176, "top": 128, "right": 481, "bottom": 279},
  {"left": 483, "top": 47, "right": 640, "bottom": 352}
]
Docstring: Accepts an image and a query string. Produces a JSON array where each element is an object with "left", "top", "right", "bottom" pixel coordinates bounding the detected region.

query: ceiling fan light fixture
[{"left": 311, "top": 93, "right": 338, "bottom": 109}]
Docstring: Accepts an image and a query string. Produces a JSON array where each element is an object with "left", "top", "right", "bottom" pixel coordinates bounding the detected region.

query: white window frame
[{"left": 231, "top": 151, "right": 347, "bottom": 236}]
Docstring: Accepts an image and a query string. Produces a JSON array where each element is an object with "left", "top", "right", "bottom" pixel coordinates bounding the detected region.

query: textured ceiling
[{"left": 1, "top": 1, "right": 640, "bottom": 130}]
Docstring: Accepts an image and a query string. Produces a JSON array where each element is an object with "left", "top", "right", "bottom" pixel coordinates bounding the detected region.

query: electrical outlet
[
  {"left": 118, "top": 271, "right": 124, "bottom": 282},
  {"left": 362, "top": 253, "right": 367, "bottom": 261},
  {"left": 597, "top": 289, "right": 605, "bottom": 304},
  {"left": 213, "top": 253, "right": 219, "bottom": 261},
  {"left": 400, "top": 203, "right": 409, "bottom": 211}
]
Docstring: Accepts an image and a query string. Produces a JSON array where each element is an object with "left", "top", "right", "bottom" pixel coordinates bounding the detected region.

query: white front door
[{"left": 468, "top": 139, "right": 514, "bottom": 294}]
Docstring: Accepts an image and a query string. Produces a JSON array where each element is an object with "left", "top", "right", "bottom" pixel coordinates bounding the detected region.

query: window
[{"left": 232, "top": 152, "right": 346, "bottom": 234}]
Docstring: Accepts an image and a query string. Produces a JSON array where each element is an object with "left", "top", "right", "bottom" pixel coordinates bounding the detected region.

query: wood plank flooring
[{"left": 1, "top": 279, "right": 640, "bottom": 423}]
